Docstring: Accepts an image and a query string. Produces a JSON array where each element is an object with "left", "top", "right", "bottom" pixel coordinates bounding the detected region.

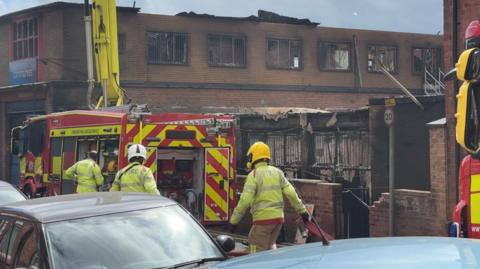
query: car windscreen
[
  {"left": 44, "top": 205, "right": 224, "bottom": 269},
  {"left": 0, "top": 186, "right": 26, "bottom": 204}
]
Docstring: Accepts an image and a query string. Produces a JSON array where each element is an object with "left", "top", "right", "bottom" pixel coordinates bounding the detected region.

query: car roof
[
  {"left": 0, "top": 192, "right": 176, "bottom": 223},
  {"left": 213, "top": 236, "right": 480, "bottom": 269},
  {"left": 0, "top": 181, "right": 16, "bottom": 188}
]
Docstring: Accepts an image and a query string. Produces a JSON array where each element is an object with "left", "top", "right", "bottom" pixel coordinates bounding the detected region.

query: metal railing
[{"left": 424, "top": 68, "right": 445, "bottom": 96}]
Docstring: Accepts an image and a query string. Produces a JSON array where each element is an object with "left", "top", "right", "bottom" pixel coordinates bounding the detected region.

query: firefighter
[
  {"left": 110, "top": 144, "right": 160, "bottom": 195},
  {"left": 65, "top": 150, "right": 104, "bottom": 193},
  {"left": 229, "top": 141, "right": 310, "bottom": 253}
]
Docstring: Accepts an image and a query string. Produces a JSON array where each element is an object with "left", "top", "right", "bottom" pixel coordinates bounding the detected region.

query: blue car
[{"left": 213, "top": 236, "right": 480, "bottom": 268}]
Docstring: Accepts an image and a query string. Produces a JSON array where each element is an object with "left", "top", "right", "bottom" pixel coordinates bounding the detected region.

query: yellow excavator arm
[{"left": 91, "top": 0, "right": 125, "bottom": 108}]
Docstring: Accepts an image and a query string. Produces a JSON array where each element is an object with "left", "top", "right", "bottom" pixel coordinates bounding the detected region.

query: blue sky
[{"left": 0, "top": 0, "right": 444, "bottom": 34}]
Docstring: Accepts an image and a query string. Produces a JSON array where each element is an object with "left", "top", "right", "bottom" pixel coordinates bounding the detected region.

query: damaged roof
[
  {"left": 238, "top": 107, "right": 331, "bottom": 121},
  {"left": 0, "top": 1, "right": 139, "bottom": 22},
  {"left": 176, "top": 10, "right": 319, "bottom": 26}
]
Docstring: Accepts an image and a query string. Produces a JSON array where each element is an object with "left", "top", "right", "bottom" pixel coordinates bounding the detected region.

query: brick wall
[
  {"left": 131, "top": 14, "right": 441, "bottom": 90},
  {"left": 127, "top": 87, "right": 390, "bottom": 112},
  {"left": 0, "top": 4, "right": 442, "bottom": 93},
  {"left": 235, "top": 176, "right": 343, "bottom": 242},
  {"left": 369, "top": 120, "right": 448, "bottom": 236},
  {"left": 41, "top": 9, "right": 64, "bottom": 81},
  {"left": 283, "top": 180, "right": 343, "bottom": 241}
]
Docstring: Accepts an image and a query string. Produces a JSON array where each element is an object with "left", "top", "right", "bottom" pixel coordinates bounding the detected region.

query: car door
[{"left": 6, "top": 220, "right": 45, "bottom": 269}]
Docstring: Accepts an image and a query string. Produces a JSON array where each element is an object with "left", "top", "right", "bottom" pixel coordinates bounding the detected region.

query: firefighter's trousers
[{"left": 248, "top": 223, "right": 283, "bottom": 253}]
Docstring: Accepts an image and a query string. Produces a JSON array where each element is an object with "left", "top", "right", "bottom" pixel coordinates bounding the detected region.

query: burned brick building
[{"left": 0, "top": 2, "right": 443, "bottom": 182}]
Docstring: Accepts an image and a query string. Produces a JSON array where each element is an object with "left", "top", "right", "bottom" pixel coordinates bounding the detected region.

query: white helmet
[{"left": 127, "top": 144, "right": 147, "bottom": 162}]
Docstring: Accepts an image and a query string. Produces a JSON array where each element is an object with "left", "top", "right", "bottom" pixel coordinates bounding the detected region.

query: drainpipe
[
  {"left": 452, "top": 0, "right": 460, "bottom": 187},
  {"left": 84, "top": 0, "right": 95, "bottom": 109}
]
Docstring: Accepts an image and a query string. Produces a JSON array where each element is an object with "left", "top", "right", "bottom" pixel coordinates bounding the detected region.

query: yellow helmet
[{"left": 246, "top": 142, "right": 271, "bottom": 170}]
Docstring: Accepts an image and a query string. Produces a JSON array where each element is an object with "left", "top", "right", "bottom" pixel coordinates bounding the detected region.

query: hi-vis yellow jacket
[
  {"left": 65, "top": 159, "right": 104, "bottom": 193},
  {"left": 230, "top": 162, "right": 307, "bottom": 225},
  {"left": 110, "top": 162, "right": 160, "bottom": 195}
]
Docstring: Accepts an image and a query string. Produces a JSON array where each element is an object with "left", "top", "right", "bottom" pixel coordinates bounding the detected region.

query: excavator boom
[{"left": 90, "top": 0, "right": 125, "bottom": 108}]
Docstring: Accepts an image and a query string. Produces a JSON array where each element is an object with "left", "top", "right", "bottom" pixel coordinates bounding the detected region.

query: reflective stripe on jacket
[
  {"left": 110, "top": 162, "right": 160, "bottom": 195},
  {"left": 65, "top": 159, "right": 104, "bottom": 193},
  {"left": 230, "top": 162, "right": 307, "bottom": 225}
]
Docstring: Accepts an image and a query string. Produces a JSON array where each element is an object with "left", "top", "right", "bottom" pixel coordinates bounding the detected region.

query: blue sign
[{"left": 9, "top": 57, "right": 37, "bottom": 85}]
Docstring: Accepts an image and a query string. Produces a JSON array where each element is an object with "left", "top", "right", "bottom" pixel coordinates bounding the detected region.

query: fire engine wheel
[{"left": 23, "top": 184, "right": 33, "bottom": 199}]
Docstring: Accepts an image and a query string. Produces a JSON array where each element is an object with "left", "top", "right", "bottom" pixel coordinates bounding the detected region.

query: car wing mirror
[
  {"left": 216, "top": 234, "right": 235, "bottom": 253},
  {"left": 456, "top": 81, "right": 480, "bottom": 154}
]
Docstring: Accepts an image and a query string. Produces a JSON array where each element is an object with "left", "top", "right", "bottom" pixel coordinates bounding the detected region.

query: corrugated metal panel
[
  {"left": 245, "top": 129, "right": 370, "bottom": 182},
  {"left": 314, "top": 132, "right": 336, "bottom": 168},
  {"left": 338, "top": 131, "right": 370, "bottom": 169},
  {"left": 267, "top": 135, "right": 284, "bottom": 166},
  {"left": 285, "top": 135, "right": 301, "bottom": 165},
  {"left": 247, "top": 133, "right": 263, "bottom": 146},
  {"left": 312, "top": 130, "right": 370, "bottom": 181}
]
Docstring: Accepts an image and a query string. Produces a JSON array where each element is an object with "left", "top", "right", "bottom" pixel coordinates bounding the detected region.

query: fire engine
[
  {"left": 448, "top": 20, "right": 480, "bottom": 238},
  {"left": 10, "top": 0, "right": 237, "bottom": 224},
  {"left": 11, "top": 110, "right": 237, "bottom": 223}
]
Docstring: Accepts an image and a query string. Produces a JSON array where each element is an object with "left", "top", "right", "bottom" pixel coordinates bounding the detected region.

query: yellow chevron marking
[
  {"left": 169, "top": 140, "right": 193, "bottom": 147},
  {"left": 133, "top": 124, "right": 155, "bottom": 144},
  {"left": 156, "top": 125, "right": 177, "bottom": 140},
  {"left": 146, "top": 148, "right": 157, "bottom": 174},
  {"left": 206, "top": 185, "right": 227, "bottom": 215},
  {"left": 206, "top": 181, "right": 227, "bottom": 211},
  {"left": 208, "top": 149, "right": 229, "bottom": 173},
  {"left": 206, "top": 164, "right": 224, "bottom": 186},
  {"left": 205, "top": 204, "right": 220, "bottom": 221},
  {"left": 186, "top": 125, "right": 212, "bottom": 147},
  {"left": 126, "top": 124, "right": 135, "bottom": 134}
]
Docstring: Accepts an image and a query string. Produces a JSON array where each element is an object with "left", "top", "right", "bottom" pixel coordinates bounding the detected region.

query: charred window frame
[
  {"left": 246, "top": 132, "right": 302, "bottom": 168},
  {"left": 12, "top": 17, "right": 39, "bottom": 60},
  {"left": 118, "top": 33, "right": 126, "bottom": 54},
  {"left": 318, "top": 41, "right": 352, "bottom": 72},
  {"left": 412, "top": 47, "right": 442, "bottom": 75},
  {"left": 147, "top": 32, "right": 188, "bottom": 65},
  {"left": 266, "top": 38, "right": 303, "bottom": 70},
  {"left": 208, "top": 35, "right": 246, "bottom": 67},
  {"left": 367, "top": 45, "right": 398, "bottom": 73}
]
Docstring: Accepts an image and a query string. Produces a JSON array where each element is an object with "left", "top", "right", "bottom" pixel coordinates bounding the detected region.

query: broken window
[
  {"left": 367, "top": 45, "right": 397, "bottom": 73},
  {"left": 147, "top": 32, "right": 187, "bottom": 65},
  {"left": 412, "top": 47, "right": 442, "bottom": 75},
  {"left": 208, "top": 35, "right": 246, "bottom": 67},
  {"left": 12, "top": 17, "right": 39, "bottom": 60},
  {"left": 266, "top": 38, "right": 302, "bottom": 69},
  {"left": 318, "top": 42, "right": 351, "bottom": 71}
]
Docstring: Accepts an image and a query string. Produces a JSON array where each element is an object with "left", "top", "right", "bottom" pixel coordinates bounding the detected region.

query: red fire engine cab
[
  {"left": 449, "top": 19, "right": 480, "bottom": 238},
  {"left": 451, "top": 155, "right": 480, "bottom": 238},
  {"left": 11, "top": 109, "right": 237, "bottom": 224}
]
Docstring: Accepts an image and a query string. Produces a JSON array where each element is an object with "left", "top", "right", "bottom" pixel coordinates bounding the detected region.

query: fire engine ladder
[{"left": 424, "top": 68, "right": 445, "bottom": 96}]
